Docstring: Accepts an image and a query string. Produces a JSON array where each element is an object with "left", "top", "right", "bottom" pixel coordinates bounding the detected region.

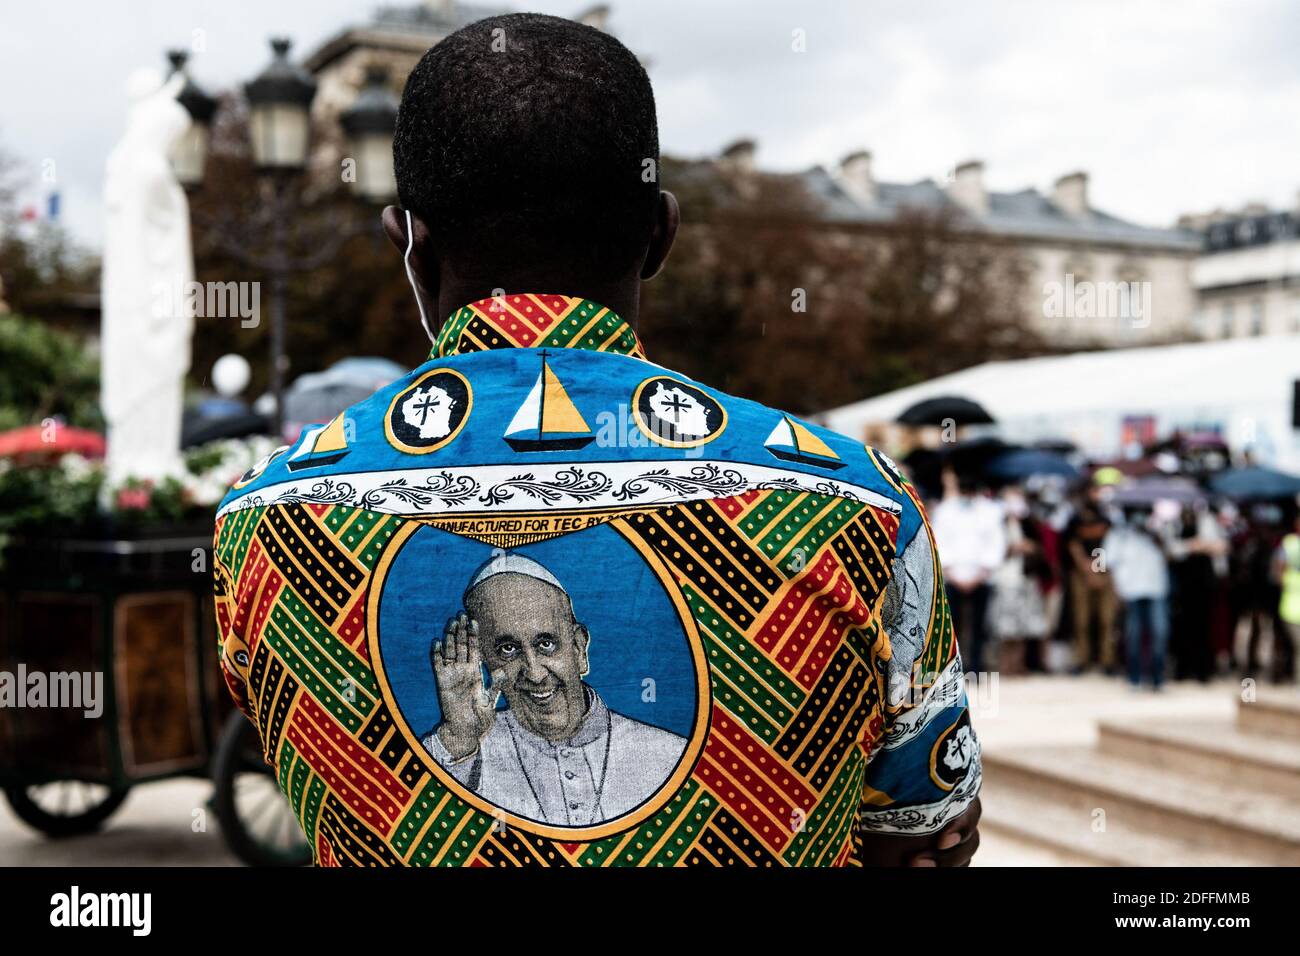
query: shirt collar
[{"left": 431, "top": 293, "right": 645, "bottom": 360}]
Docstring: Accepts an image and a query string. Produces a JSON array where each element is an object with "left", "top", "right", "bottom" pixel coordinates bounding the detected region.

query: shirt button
[
  {"left": 569, "top": 802, "right": 581, "bottom": 810},
  {"left": 560, "top": 749, "right": 572, "bottom": 758},
  {"left": 564, "top": 770, "right": 576, "bottom": 780}
]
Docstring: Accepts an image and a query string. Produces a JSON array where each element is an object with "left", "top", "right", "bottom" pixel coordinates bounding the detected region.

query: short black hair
[{"left": 394, "top": 13, "right": 660, "bottom": 283}]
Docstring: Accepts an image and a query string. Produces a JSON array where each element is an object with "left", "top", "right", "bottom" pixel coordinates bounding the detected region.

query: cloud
[{"left": 1, "top": 0, "right": 1296, "bottom": 247}]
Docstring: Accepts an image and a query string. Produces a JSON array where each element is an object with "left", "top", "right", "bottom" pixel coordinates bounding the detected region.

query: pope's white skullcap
[{"left": 464, "top": 548, "right": 565, "bottom": 600}]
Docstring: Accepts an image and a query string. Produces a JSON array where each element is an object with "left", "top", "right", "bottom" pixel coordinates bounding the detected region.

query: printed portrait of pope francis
[{"left": 421, "top": 550, "right": 688, "bottom": 827}]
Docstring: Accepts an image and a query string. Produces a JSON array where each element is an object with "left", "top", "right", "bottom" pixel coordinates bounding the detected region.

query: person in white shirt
[
  {"left": 1102, "top": 507, "right": 1171, "bottom": 689},
  {"left": 930, "top": 472, "right": 1007, "bottom": 672}
]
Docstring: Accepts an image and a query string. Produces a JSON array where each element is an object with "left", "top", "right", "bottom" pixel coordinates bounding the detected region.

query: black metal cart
[{"left": 0, "top": 531, "right": 310, "bottom": 866}]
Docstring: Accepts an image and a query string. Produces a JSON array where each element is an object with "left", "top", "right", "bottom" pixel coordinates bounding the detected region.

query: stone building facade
[
  {"left": 809, "top": 149, "right": 1201, "bottom": 349},
  {"left": 1179, "top": 202, "right": 1300, "bottom": 340}
]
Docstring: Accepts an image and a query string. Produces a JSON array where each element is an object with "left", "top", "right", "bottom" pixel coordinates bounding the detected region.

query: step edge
[
  {"left": 1098, "top": 720, "right": 1300, "bottom": 772},
  {"left": 979, "top": 792, "right": 1269, "bottom": 867},
  {"left": 982, "top": 749, "right": 1300, "bottom": 844}
]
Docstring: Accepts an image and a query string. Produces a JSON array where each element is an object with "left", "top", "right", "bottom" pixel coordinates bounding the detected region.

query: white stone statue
[{"left": 101, "top": 68, "right": 194, "bottom": 487}]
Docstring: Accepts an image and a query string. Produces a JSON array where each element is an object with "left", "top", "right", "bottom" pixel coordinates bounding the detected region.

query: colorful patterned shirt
[{"left": 212, "top": 293, "right": 980, "bottom": 866}]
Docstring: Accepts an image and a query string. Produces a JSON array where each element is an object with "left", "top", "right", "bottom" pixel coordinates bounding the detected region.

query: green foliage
[
  {"left": 0, "top": 433, "right": 278, "bottom": 542},
  {"left": 109, "top": 475, "right": 196, "bottom": 526},
  {"left": 0, "top": 313, "right": 101, "bottom": 429},
  {"left": 183, "top": 443, "right": 227, "bottom": 475},
  {"left": 0, "top": 456, "right": 102, "bottom": 538}
]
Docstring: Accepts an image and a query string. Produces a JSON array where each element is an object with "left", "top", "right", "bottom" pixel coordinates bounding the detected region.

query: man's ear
[
  {"left": 640, "top": 190, "right": 679, "bottom": 280},
  {"left": 572, "top": 623, "right": 591, "bottom": 676},
  {"left": 382, "top": 204, "right": 440, "bottom": 304}
]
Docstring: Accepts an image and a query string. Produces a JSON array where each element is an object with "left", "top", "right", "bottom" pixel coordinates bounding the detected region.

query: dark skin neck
[{"left": 381, "top": 192, "right": 679, "bottom": 333}]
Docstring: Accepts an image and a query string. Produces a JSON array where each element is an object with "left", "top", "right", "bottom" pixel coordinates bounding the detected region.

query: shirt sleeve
[
  {"left": 860, "top": 508, "right": 982, "bottom": 836},
  {"left": 212, "top": 515, "right": 254, "bottom": 721}
]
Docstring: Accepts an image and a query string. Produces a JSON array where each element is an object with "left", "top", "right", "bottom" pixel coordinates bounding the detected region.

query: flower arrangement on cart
[{"left": 0, "top": 314, "right": 310, "bottom": 866}]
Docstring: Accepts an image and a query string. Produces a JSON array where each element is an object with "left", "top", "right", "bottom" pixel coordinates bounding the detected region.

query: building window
[
  {"left": 1060, "top": 258, "right": 1093, "bottom": 335},
  {"left": 1250, "top": 300, "right": 1265, "bottom": 337},
  {"left": 1221, "top": 302, "right": 1234, "bottom": 338}
]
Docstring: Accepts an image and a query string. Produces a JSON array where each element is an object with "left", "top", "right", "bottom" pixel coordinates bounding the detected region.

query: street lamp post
[
  {"left": 340, "top": 67, "right": 400, "bottom": 205},
  {"left": 242, "top": 37, "right": 317, "bottom": 438},
  {"left": 166, "top": 50, "right": 217, "bottom": 192},
  {"left": 182, "top": 37, "right": 398, "bottom": 441}
]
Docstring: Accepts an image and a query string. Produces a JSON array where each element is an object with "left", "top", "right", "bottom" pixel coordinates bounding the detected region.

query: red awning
[{"left": 0, "top": 424, "right": 106, "bottom": 459}]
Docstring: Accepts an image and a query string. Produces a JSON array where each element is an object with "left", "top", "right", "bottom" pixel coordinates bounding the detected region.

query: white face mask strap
[{"left": 404, "top": 209, "right": 436, "bottom": 345}]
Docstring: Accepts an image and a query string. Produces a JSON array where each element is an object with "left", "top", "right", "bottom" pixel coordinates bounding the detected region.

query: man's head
[
  {"left": 956, "top": 472, "right": 982, "bottom": 498},
  {"left": 464, "top": 555, "right": 590, "bottom": 741},
  {"left": 386, "top": 13, "right": 677, "bottom": 322}
]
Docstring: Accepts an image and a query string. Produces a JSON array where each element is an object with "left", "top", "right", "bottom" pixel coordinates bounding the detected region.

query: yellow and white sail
[
  {"left": 505, "top": 358, "right": 594, "bottom": 451},
  {"left": 764, "top": 416, "right": 844, "bottom": 470}
]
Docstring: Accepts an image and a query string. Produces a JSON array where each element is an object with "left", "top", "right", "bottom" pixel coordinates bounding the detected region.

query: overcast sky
[{"left": 2, "top": 0, "right": 1298, "bottom": 248}]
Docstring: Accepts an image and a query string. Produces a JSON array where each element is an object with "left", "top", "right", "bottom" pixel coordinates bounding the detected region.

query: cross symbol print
[
  {"left": 661, "top": 391, "right": 689, "bottom": 422},
  {"left": 950, "top": 735, "right": 968, "bottom": 762},
  {"left": 943, "top": 727, "right": 973, "bottom": 771},
  {"left": 411, "top": 389, "right": 441, "bottom": 425}
]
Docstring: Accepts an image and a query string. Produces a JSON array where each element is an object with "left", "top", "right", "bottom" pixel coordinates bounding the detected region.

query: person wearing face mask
[
  {"left": 930, "top": 471, "right": 1007, "bottom": 673},
  {"left": 1164, "top": 502, "right": 1229, "bottom": 682},
  {"left": 1063, "top": 478, "right": 1118, "bottom": 673},
  {"left": 987, "top": 486, "right": 1053, "bottom": 673},
  {"left": 1103, "top": 506, "right": 1171, "bottom": 689}
]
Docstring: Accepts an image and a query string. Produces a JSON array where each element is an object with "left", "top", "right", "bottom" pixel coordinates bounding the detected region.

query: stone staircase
[{"left": 980, "top": 691, "right": 1300, "bottom": 866}]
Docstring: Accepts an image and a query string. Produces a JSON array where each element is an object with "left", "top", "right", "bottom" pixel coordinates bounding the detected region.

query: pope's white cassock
[{"left": 423, "top": 687, "right": 686, "bottom": 827}]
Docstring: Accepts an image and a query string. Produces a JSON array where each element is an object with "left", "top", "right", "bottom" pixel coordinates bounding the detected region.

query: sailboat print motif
[
  {"left": 286, "top": 413, "right": 351, "bottom": 472},
  {"left": 764, "top": 415, "right": 845, "bottom": 470},
  {"left": 504, "top": 351, "right": 595, "bottom": 451}
]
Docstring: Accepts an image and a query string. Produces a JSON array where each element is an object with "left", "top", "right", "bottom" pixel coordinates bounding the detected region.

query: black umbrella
[
  {"left": 985, "top": 448, "right": 1080, "bottom": 481},
  {"left": 1209, "top": 466, "right": 1300, "bottom": 501},
  {"left": 946, "top": 436, "right": 1015, "bottom": 477},
  {"left": 897, "top": 395, "right": 995, "bottom": 427},
  {"left": 1032, "top": 438, "right": 1078, "bottom": 456},
  {"left": 901, "top": 447, "right": 945, "bottom": 500},
  {"left": 182, "top": 411, "right": 271, "bottom": 448},
  {"left": 1110, "top": 476, "right": 1207, "bottom": 506}
]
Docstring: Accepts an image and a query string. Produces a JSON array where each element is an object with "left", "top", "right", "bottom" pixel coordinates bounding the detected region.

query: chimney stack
[
  {"left": 575, "top": 4, "right": 610, "bottom": 31},
  {"left": 1053, "top": 171, "right": 1089, "bottom": 217},
  {"left": 839, "top": 150, "right": 876, "bottom": 204},
  {"left": 947, "top": 160, "right": 988, "bottom": 216},
  {"left": 718, "top": 138, "right": 757, "bottom": 175}
]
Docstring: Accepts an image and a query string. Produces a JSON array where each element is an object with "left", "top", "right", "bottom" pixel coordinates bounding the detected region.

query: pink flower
[{"left": 116, "top": 486, "right": 152, "bottom": 511}]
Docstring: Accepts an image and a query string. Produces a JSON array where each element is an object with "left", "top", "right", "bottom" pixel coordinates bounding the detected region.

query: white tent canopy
[{"left": 818, "top": 335, "right": 1300, "bottom": 471}]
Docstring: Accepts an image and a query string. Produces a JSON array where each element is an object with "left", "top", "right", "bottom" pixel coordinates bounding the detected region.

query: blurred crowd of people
[{"left": 925, "top": 469, "right": 1300, "bottom": 689}]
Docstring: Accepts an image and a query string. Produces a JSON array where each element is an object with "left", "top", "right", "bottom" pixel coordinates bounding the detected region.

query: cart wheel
[
  {"left": 211, "top": 711, "right": 312, "bottom": 867},
  {"left": 3, "top": 781, "right": 129, "bottom": 837}
]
